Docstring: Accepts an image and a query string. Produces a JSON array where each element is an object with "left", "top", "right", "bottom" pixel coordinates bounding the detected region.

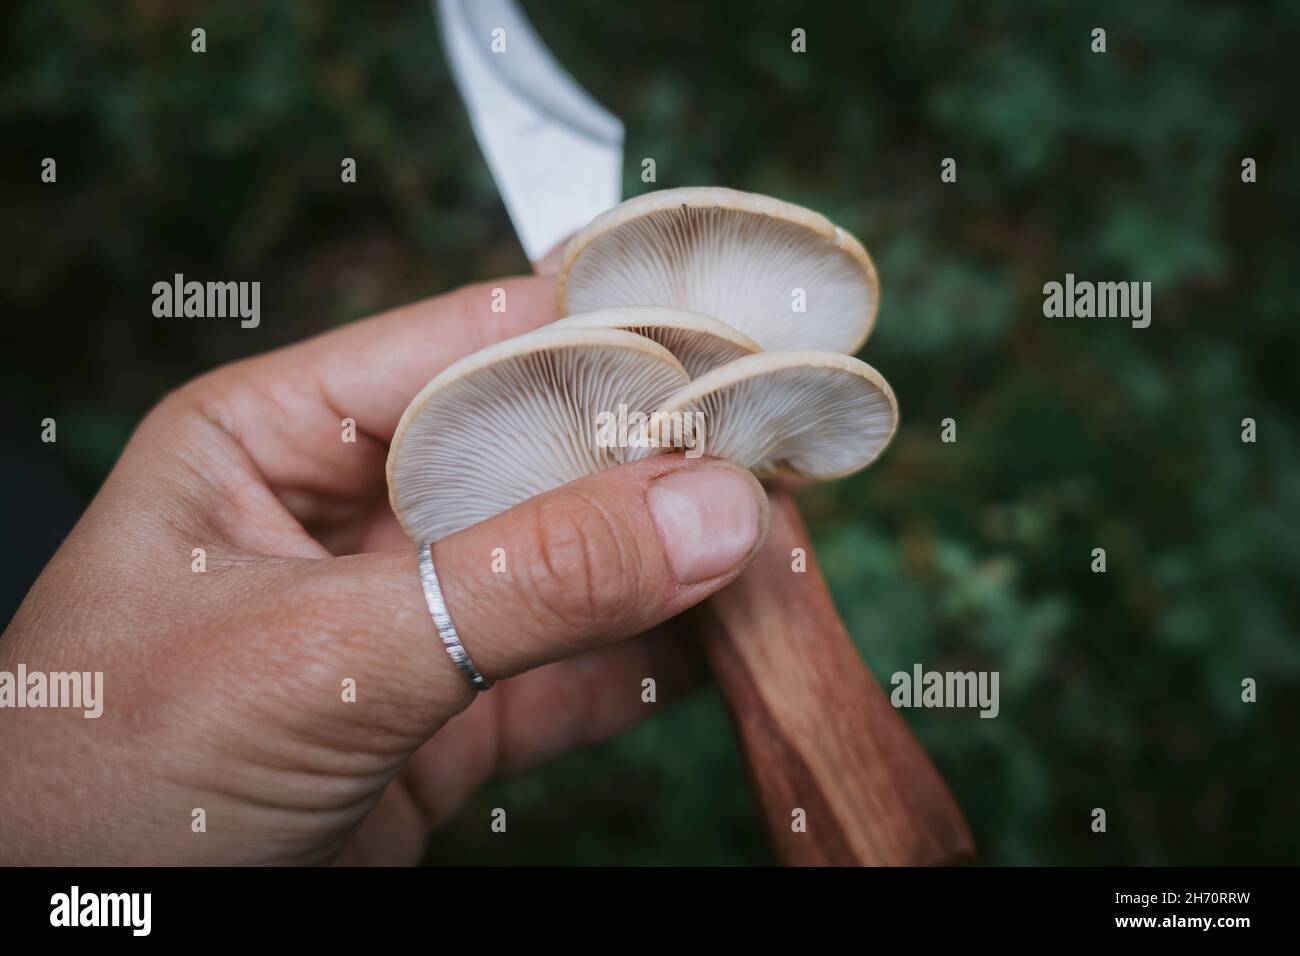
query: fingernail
[{"left": 648, "top": 463, "right": 764, "bottom": 584}]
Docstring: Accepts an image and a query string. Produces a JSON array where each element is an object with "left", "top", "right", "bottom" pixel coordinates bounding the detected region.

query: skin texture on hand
[{"left": 0, "top": 276, "right": 769, "bottom": 865}]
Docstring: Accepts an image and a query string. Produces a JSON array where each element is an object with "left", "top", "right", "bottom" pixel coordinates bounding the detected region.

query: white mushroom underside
[
  {"left": 565, "top": 321, "right": 754, "bottom": 378},
  {"left": 551, "top": 309, "right": 759, "bottom": 378},
  {"left": 390, "top": 344, "right": 688, "bottom": 542},
  {"left": 654, "top": 364, "right": 897, "bottom": 479},
  {"left": 563, "top": 205, "right": 874, "bottom": 353}
]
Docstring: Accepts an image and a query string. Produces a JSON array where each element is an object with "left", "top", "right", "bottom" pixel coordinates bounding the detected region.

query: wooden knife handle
[{"left": 687, "top": 493, "right": 976, "bottom": 866}]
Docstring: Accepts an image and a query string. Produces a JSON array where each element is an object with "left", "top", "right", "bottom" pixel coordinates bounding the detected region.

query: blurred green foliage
[{"left": 2, "top": 0, "right": 1297, "bottom": 864}]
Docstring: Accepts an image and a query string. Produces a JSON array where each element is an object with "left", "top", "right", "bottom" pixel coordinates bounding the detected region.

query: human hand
[{"left": 0, "top": 275, "right": 770, "bottom": 864}]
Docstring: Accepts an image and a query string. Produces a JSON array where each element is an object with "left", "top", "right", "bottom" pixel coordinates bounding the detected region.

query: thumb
[{"left": 287, "top": 455, "right": 769, "bottom": 733}]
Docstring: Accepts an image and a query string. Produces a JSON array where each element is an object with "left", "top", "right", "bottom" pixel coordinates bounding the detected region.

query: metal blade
[{"left": 436, "top": 0, "right": 624, "bottom": 264}]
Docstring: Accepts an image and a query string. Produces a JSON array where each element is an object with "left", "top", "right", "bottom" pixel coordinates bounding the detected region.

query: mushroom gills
[
  {"left": 550, "top": 306, "right": 760, "bottom": 377},
  {"left": 386, "top": 327, "right": 689, "bottom": 543},
  {"left": 643, "top": 350, "right": 899, "bottom": 480},
  {"left": 558, "top": 187, "right": 879, "bottom": 354}
]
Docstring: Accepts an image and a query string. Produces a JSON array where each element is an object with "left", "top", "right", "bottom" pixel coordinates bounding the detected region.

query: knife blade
[{"left": 435, "top": 0, "right": 624, "bottom": 265}]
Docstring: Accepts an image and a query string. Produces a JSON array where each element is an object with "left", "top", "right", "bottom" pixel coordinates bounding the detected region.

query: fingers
[
  {"left": 478, "top": 623, "right": 707, "bottom": 775},
  {"left": 284, "top": 274, "right": 557, "bottom": 442},
  {"left": 177, "top": 275, "right": 557, "bottom": 517},
  {"left": 341, "top": 625, "right": 706, "bottom": 863},
  {"left": 762, "top": 475, "right": 813, "bottom": 494},
  {"left": 532, "top": 236, "right": 572, "bottom": 276},
  {"left": 282, "top": 456, "right": 767, "bottom": 744},
  {"left": 428, "top": 456, "right": 766, "bottom": 680}
]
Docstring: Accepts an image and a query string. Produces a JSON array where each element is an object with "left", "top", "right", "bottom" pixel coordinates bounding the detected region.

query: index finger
[{"left": 187, "top": 274, "right": 557, "bottom": 505}]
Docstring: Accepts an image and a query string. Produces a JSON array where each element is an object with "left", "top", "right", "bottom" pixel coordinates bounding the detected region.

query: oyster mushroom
[
  {"left": 644, "top": 350, "right": 898, "bottom": 478},
  {"left": 557, "top": 186, "right": 880, "bottom": 353},
  {"left": 387, "top": 326, "right": 689, "bottom": 543},
  {"left": 383, "top": 185, "right": 972, "bottom": 865},
  {"left": 550, "top": 305, "right": 760, "bottom": 377}
]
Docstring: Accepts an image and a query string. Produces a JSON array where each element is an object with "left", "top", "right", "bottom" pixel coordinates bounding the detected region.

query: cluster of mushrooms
[{"left": 387, "top": 187, "right": 899, "bottom": 545}]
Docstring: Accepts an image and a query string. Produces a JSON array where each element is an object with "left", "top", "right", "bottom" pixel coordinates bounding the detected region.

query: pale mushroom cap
[
  {"left": 387, "top": 327, "right": 690, "bottom": 543},
  {"left": 550, "top": 306, "right": 761, "bottom": 378},
  {"left": 557, "top": 187, "right": 880, "bottom": 354},
  {"left": 647, "top": 350, "right": 899, "bottom": 480}
]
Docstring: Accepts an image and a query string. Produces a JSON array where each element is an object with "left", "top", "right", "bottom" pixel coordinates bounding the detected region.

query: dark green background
[{"left": 2, "top": 0, "right": 1297, "bottom": 864}]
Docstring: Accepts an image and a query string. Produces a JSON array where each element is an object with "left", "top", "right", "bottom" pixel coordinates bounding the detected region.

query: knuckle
[{"left": 519, "top": 492, "right": 636, "bottom": 632}]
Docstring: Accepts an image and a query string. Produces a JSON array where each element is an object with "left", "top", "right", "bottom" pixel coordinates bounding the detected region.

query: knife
[
  {"left": 436, "top": 0, "right": 622, "bottom": 266},
  {"left": 434, "top": 0, "right": 974, "bottom": 866}
]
